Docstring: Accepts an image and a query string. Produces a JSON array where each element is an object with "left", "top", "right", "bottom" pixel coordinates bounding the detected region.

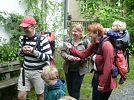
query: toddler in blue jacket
[{"left": 41, "top": 65, "right": 66, "bottom": 100}]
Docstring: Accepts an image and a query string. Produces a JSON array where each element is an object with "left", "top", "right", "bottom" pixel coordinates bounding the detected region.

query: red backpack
[
  {"left": 41, "top": 32, "right": 55, "bottom": 65},
  {"left": 116, "top": 50, "right": 128, "bottom": 76},
  {"left": 96, "top": 31, "right": 130, "bottom": 77}
]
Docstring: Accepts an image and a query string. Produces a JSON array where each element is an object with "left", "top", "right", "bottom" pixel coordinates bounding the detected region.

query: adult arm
[
  {"left": 69, "top": 42, "right": 98, "bottom": 59},
  {"left": 61, "top": 42, "right": 80, "bottom": 61},
  {"left": 34, "top": 36, "right": 53, "bottom": 61}
]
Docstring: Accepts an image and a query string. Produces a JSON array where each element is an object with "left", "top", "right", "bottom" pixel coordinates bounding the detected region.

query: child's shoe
[{"left": 119, "top": 76, "right": 126, "bottom": 84}]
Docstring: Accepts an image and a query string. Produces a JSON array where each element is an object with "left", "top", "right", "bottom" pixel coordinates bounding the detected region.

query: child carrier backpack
[
  {"left": 97, "top": 30, "right": 130, "bottom": 77},
  {"left": 41, "top": 32, "right": 55, "bottom": 65}
]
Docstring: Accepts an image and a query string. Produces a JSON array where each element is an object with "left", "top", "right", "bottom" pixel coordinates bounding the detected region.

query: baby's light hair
[
  {"left": 59, "top": 96, "right": 77, "bottom": 100},
  {"left": 41, "top": 65, "right": 58, "bottom": 82},
  {"left": 112, "top": 20, "right": 126, "bottom": 33}
]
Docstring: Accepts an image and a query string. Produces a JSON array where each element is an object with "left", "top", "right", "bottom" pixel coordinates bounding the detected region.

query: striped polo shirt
[{"left": 18, "top": 33, "right": 53, "bottom": 70}]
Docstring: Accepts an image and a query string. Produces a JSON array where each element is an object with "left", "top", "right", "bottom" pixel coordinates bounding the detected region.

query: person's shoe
[{"left": 119, "top": 76, "right": 126, "bottom": 84}]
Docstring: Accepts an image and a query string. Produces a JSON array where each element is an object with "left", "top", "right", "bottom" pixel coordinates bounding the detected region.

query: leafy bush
[{"left": 0, "top": 43, "right": 19, "bottom": 62}]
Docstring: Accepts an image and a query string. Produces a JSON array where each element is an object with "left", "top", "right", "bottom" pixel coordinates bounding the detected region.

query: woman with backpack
[
  {"left": 61, "top": 23, "right": 91, "bottom": 100},
  {"left": 105, "top": 20, "right": 129, "bottom": 84},
  {"left": 64, "top": 23, "right": 117, "bottom": 100}
]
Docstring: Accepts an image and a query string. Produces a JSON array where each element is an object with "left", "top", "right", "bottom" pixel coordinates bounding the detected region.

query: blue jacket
[
  {"left": 44, "top": 79, "right": 66, "bottom": 100},
  {"left": 106, "top": 30, "right": 123, "bottom": 38}
]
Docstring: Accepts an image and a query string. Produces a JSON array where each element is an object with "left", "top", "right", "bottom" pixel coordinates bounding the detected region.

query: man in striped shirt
[{"left": 17, "top": 16, "right": 52, "bottom": 100}]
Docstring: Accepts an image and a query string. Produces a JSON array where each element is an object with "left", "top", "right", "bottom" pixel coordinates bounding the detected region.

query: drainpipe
[{"left": 63, "top": 0, "right": 68, "bottom": 40}]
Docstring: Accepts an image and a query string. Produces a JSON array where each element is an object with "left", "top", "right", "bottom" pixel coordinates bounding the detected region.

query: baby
[
  {"left": 104, "top": 20, "right": 126, "bottom": 38},
  {"left": 41, "top": 65, "right": 66, "bottom": 100}
]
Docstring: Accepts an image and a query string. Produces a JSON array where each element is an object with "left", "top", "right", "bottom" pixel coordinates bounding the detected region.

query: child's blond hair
[
  {"left": 41, "top": 65, "right": 58, "bottom": 82},
  {"left": 59, "top": 96, "right": 77, "bottom": 100},
  {"left": 112, "top": 20, "right": 126, "bottom": 33}
]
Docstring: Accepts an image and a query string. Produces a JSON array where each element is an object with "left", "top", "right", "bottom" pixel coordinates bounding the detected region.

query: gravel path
[
  {"left": 88, "top": 80, "right": 134, "bottom": 100},
  {"left": 109, "top": 80, "right": 134, "bottom": 100}
]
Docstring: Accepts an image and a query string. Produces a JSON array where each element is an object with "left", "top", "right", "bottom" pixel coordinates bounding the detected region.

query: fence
[{"left": 0, "top": 61, "right": 20, "bottom": 89}]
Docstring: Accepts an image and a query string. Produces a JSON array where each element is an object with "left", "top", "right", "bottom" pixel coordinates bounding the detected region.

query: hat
[{"left": 19, "top": 16, "right": 36, "bottom": 27}]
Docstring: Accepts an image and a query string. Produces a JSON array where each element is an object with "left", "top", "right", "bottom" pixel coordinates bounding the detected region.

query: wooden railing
[{"left": 0, "top": 61, "right": 21, "bottom": 89}]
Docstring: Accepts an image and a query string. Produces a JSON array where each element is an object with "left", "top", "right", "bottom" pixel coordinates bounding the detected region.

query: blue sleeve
[
  {"left": 55, "top": 90, "right": 65, "bottom": 100},
  {"left": 107, "top": 30, "right": 122, "bottom": 38}
]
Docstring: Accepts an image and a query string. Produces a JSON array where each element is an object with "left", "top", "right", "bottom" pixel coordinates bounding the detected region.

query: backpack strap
[
  {"left": 21, "top": 35, "right": 27, "bottom": 86},
  {"left": 22, "top": 35, "right": 26, "bottom": 47},
  {"left": 97, "top": 36, "right": 117, "bottom": 66},
  {"left": 97, "top": 36, "right": 109, "bottom": 55},
  {"left": 83, "top": 36, "right": 90, "bottom": 48},
  {"left": 32, "top": 33, "right": 42, "bottom": 53}
]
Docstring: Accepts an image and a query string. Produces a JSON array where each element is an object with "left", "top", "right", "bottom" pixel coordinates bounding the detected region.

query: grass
[{"left": 25, "top": 51, "right": 134, "bottom": 100}]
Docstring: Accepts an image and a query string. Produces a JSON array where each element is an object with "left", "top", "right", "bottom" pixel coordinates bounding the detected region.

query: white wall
[
  {"left": 0, "top": 0, "right": 26, "bottom": 42},
  {"left": 0, "top": 0, "right": 64, "bottom": 43}
]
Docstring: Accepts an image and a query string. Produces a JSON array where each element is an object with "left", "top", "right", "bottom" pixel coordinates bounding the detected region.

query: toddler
[
  {"left": 41, "top": 65, "right": 66, "bottom": 100},
  {"left": 105, "top": 20, "right": 126, "bottom": 38}
]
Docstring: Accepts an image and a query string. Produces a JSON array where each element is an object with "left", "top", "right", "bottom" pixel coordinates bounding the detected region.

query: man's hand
[
  {"left": 64, "top": 42, "right": 72, "bottom": 48},
  {"left": 22, "top": 45, "right": 34, "bottom": 54}
]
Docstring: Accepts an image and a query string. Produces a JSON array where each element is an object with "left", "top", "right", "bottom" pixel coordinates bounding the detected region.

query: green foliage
[
  {"left": 125, "top": 56, "right": 134, "bottom": 80},
  {"left": 0, "top": 11, "right": 24, "bottom": 63},
  {"left": 77, "top": 0, "right": 134, "bottom": 54},
  {"left": 0, "top": 43, "right": 19, "bottom": 62},
  {"left": 19, "top": 0, "right": 64, "bottom": 32},
  {"left": 0, "top": 11, "right": 24, "bottom": 38},
  {"left": 77, "top": 0, "right": 125, "bottom": 27}
]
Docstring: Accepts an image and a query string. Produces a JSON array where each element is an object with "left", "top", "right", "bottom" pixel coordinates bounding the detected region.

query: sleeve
[
  {"left": 34, "top": 36, "right": 53, "bottom": 61},
  {"left": 60, "top": 42, "right": 71, "bottom": 60},
  {"left": 98, "top": 41, "right": 114, "bottom": 87},
  {"left": 69, "top": 42, "right": 97, "bottom": 59},
  {"left": 56, "top": 91, "right": 65, "bottom": 99}
]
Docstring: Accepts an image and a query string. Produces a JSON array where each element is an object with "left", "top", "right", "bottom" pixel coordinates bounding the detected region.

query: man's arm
[{"left": 34, "top": 36, "right": 53, "bottom": 61}]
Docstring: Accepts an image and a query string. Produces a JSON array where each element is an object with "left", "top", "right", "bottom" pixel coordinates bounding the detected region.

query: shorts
[{"left": 18, "top": 68, "right": 45, "bottom": 94}]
